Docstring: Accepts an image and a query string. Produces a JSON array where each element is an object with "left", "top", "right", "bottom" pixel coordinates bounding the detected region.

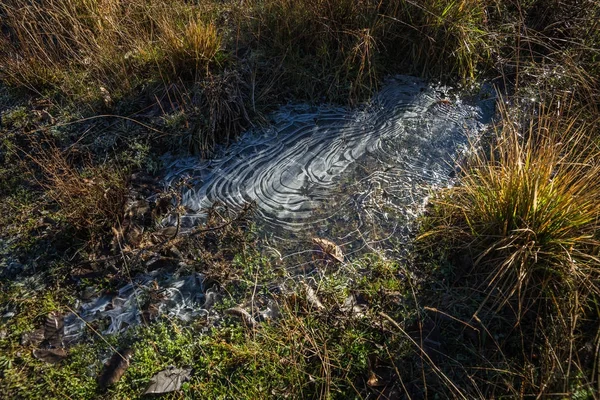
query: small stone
[
  {"left": 1, "top": 311, "right": 15, "bottom": 319},
  {"left": 304, "top": 284, "right": 325, "bottom": 311},
  {"left": 340, "top": 295, "right": 367, "bottom": 318}
]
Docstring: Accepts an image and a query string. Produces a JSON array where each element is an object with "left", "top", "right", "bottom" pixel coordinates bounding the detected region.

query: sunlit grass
[
  {"left": 0, "top": 0, "right": 223, "bottom": 99},
  {"left": 422, "top": 101, "right": 600, "bottom": 311}
]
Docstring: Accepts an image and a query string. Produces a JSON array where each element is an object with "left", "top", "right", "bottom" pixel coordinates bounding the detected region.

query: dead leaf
[
  {"left": 33, "top": 348, "right": 68, "bottom": 364},
  {"left": 143, "top": 366, "right": 192, "bottom": 395},
  {"left": 367, "top": 371, "right": 383, "bottom": 387},
  {"left": 225, "top": 307, "right": 257, "bottom": 327},
  {"left": 43, "top": 311, "right": 64, "bottom": 348},
  {"left": 312, "top": 238, "right": 344, "bottom": 263},
  {"left": 98, "top": 348, "right": 134, "bottom": 389}
]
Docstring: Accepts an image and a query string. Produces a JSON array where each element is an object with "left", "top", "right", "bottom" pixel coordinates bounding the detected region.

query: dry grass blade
[
  {"left": 23, "top": 139, "right": 127, "bottom": 236},
  {"left": 425, "top": 99, "right": 600, "bottom": 312}
]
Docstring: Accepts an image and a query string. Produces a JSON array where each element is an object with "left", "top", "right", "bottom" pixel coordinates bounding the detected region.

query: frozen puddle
[
  {"left": 164, "top": 75, "right": 494, "bottom": 233},
  {"left": 65, "top": 76, "right": 494, "bottom": 339},
  {"left": 64, "top": 272, "right": 214, "bottom": 344}
]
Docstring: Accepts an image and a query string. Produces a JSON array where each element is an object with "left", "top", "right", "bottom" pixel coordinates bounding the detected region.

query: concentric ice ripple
[{"left": 163, "top": 75, "right": 495, "bottom": 231}]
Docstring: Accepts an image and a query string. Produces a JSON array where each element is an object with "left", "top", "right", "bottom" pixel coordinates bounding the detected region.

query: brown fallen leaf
[
  {"left": 43, "top": 311, "right": 64, "bottom": 348},
  {"left": 98, "top": 348, "right": 134, "bottom": 389},
  {"left": 33, "top": 348, "right": 68, "bottom": 364},
  {"left": 312, "top": 238, "right": 344, "bottom": 263},
  {"left": 225, "top": 307, "right": 257, "bottom": 328}
]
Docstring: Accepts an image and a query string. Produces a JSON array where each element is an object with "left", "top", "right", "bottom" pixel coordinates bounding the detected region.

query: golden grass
[
  {"left": 25, "top": 139, "right": 128, "bottom": 235},
  {"left": 0, "top": 0, "right": 222, "bottom": 98},
  {"left": 417, "top": 97, "right": 600, "bottom": 397},
  {"left": 422, "top": 100, "right": 600, "bottom": 312},
  {"left": 1, "top": 0, "right": 598, "bottom": 108}
]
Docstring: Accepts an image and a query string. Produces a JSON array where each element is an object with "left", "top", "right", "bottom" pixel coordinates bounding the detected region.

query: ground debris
[
  {"left": 144, "top": 366, "right": 192, "bottom": 395},
  {"left": 225, "top": 306, "right": 257, "bottom": 328},
  {"left": 303, "top": 284, "right": 325, "bottom": 311},
  {"left": 21, "top": 328, "right": 45, "bottom": 347},
  {"left": 312, "top": 237, "right": 344, "bottom": 263},
  {"left": 339, "top": 294, "right": 367, "bottom": 318},
  {"left": 43, "top": 311, "right": 64, "bottom": 348},
  {"left": 98, "top": 348, "right": 134, "bottom": 389},
  {"left": 28, "top": 311, "right": 68, "bottom": 363},
  {"left": 259, "top": 300, "right": 281, "bottom": 321},
  {"left": 32, "top": 348, "right": 68, "bottom": 364}
]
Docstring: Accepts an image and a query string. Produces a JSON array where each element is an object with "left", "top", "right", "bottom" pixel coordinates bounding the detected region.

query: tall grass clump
[
  {"left": 423, "top": 102, "right": 600, "bottom": 312},
  {"left": 0, "top": 0, "right": 222, "bottom": 101},
  {"left": 418, "top": 100, "right": 600, "bottom": 394},
  {"left": 243, "top": 0, "right": 492, "bottom": 102}
]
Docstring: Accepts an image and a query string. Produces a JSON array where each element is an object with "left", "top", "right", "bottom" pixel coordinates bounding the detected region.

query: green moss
[{"left": 0, "top": 250, "right": 420, "bottom": 399}]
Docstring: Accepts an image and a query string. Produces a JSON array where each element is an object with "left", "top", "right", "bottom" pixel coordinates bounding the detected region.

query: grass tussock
[
  {"left": 423, "top": 102, "right": 600, "bottom": 309},
  {"left": 0, "top": 0, "right": 222, "bottom": 99},
  {"left": 419, "top": 101, "right": 600, "bottom": 395}
]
